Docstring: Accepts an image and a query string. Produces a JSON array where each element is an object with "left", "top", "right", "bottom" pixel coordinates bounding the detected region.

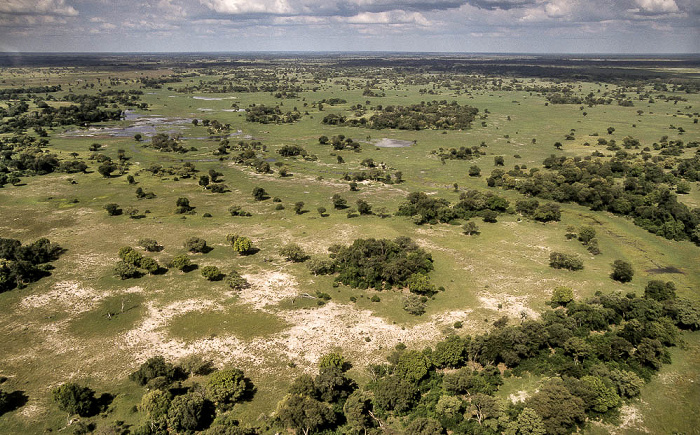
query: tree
[
  {"left": 51, "top": 383, "right": 95, "bottom": 417},
  {"left": 104, "top": 203, "right": 122, "bottom": 216},
  {"left": 140, "top": 257, "right": 160, "bottom": 274},
  {"left": 435, "top": 395, "right": 463, "bottom": 418},
  {"left": 252, "top": 187, "right": 268, "bottom": 201},
  {"left": 403, "top": 294, "right": 426, "bottom": 316},
  {"left": 405, "top": 273, "right": 436, "bottom": 296},
  {"left": 343, "top": 391, "right": 375, "bottom": 434},
  {"left": 482, "top": 210, "right": 498, "bottom": 223},
  {"left": 395, "top": 350, "right": 431, "bottom": 383},
  {"left": 315, "top": 367, "right": 356, "bottom": 403},
  {"left": 469, "top": 165, "right": 481, "bottom": 177},
  {"left": 226, "top": 270, "right": 248, "bottom": 290},
  {"left": 372, "top": 376, "right": 419, "bottom": 414},
  {"left": 504, "top": 407, "right": 546, "bottom": 435},
  {"left": 201, "top": 266, "right": 223, "bottom": 281},
  {"left": 319, "top": 352, "right": 347, "bottom": 371},
  {"left": 432, "top": 335, "right": 467, "bottom": 368},
  {"left": 332, "top": 194, "right": 347, "bottom": 209},
  {"left": 577, "top": 226, "right": 596, "bottom": 245},
  {"left": 294, "top": 201, "right": 305, "bottom": 214},
  {"left": 469, "top": 393, "right": 500, "bottom": 425},
  {"left": 199, "top": 175, "right": 210, "bottom": 189},
  {"left": 356, "top": 200, "right": 372, "bottom": 215},
  {"left": 98, "top": 162, "right": 117, "bottom": 178},
  {"left": 280, "top": 244, "right": 308, "bottom": 262},
  {"left": 551, "top": 286, "right": 574, "bottom": 307},
  {"left": 172, "top": 254, "right": 192, "bottom": 271},
  {"left": 141, "top": 389, "right": 171, "bottom": 431},
  {"left": 549, "top": 252, "right": 583, "bottom": 271},
  {"left": 611, "top": 260, "right": 634, "bottom": 282},
  {"left": 185, "top": 237, "right": 208, "bottom": 253},
  {"left": 317, "top": 207, "right": 326, "bottom": 216},
  {"left": 275, "top": 394, "right": 335, "bottom": 435},
  {"left": 527, "top": 379, "right": 585, "bottom": 435},
  {"left": 176, "top": 197, "right": 194, "bottom": 214},
  {"left": 167, "top": 392, "right": 205, "bottom": 433},
  {"left": 129, "top": 356, "right": 177, "bottom": 386},
  {"left": 115, "top": 261, "right": 140, "bottom": 279},
  {"left": 644, "top": 280, "right": 676, "bottom": 301},
  {"left": 207, "top": 368, "right": 248, "bottom": 406},
  {"left": 231, "top": 236, "right": 253, "bottom": 255},
  {"left": 494, "top": 156, "right": 505, "bottom": 166},
  {"left": 463, "top": 221, "right": 479, "bottom": 235},
  {"left": 405, "top": 417, "right": 444, "bottom": 435},
  {"left": 580, "top": 375, "right": 620, "bottom": 413}
]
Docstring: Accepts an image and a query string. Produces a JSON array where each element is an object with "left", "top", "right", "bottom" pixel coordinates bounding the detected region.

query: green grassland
[{"left": 0, "top": 57, "right": 698, "bottom": 434}]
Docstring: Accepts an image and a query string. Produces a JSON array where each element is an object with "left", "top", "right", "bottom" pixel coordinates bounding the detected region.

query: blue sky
[{"left": 0, "top": 0, "right": 698, "bottom": 53}]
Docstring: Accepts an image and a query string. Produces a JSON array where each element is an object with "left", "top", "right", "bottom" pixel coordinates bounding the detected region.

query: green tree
[
  {"left": 403, "top": 294, "right": 426, "bottom": 316},
  {"left": 504, "top": 407, "right": 546, "bottom": 435},
  {"left": 104, "top": 203, "right": 122, "bottom": 216},
  {"left": 551, "top": 286, "right": 574, "bottom": 307},
  {"left": 644, "top": 280, "right": 676, "bottom": 301},
  {"left": 232, "top": 237, "right": 253, "bottom": 255},
  {"left": 115, "top": 261, "right": 140, "bottom": 280},
  {"left": 97, "top": 162, "right": 117, "bottom": 178},
  {"left": 318, "top": 352, "right": 346, "bottom": 371},
  {"left": 51, "top": 383, "right": 95, "bottom": 417},
  {"left": 140, "top": 389, "right": 171, "bottom": 431},
  {"left": 280, "top": 244, "right": 308, "bottom": 262},
  {"left": 405, "top": 273, "right": 436, "bottom": 296},
  {"left": 275, "top": 394, "right": 335, "bottom": 435},
  {"left": 404, "top": 417, "right": 444, "bottom": 435},
  {"left": 207, "top": 368, "right": 248, "bottom": 406},
  {"left": 332, "top": 194, "right": 347, "bottom": 209},
  {"left": 172, "top": 254, "right": 192, "bottom": 271},
  {"left": 435, "top": 395, "right": 462, "bottom": 418},
  {"left": 343, "top": 390, "right": 375, "bottom": 434},
  {"left": 294, "top": 201, "right": 305, "bottom": 214},
  {"left": 185, "top": 237, "right": 208, "bottom": 253},
  {"left": 372, "top": 376, "right": 419, "bottom": 414},
  {"left": 201, "top": 265, "right": 223, "bottom": 281},
  {"left": 611, "top": 260, "right": 634, "bottom": 283},
  {"left": 431, "top": 335, "right": 467, "bottom": 368},
  {"left": 577, "top": 226, "right": 596, "bottom": 245},
  {"left": 395, "top": 350, "right": 431, "bottom": 383},
  {"left": 252, "top": 187, "right": 268, "bottom": 201},
  {"left": 580, "top": 376, "right": 620, "bottom": 413},
  {"left": 463, "top": 221, "right": 479, "bottom": 235},
  {"left": 140, "top": 257, "right": 160, "bottom": 274},
  {"left": 129, "top": 356, "right": 177, "bottom": 386},
  {"left": 167, "top": 392, "right": 205, "bottom": 433},
  {"left": 527, "top": 379, "right": 585, "bottom": 435},
  {"left": 356, "top": 200, "right": 372, "bottom": 215},
  {"left": 226, "top": 270, "right": 248, "bottom": 290}
]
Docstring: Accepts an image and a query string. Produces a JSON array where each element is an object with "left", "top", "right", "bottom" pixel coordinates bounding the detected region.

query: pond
[{"left": 374, "top": 138, "right": 414, "bottom": 148}]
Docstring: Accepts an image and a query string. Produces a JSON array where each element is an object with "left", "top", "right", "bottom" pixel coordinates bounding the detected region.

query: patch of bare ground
[
  {"left": 20, "top": 281, "right": 106, "bottom": 314},
  {"left": 593, "top": 403, "right": 648, "bottom": 434},
  {"left": 238, "top": 271, "right": 299, "bottom": 309},
  {"left": 509, "top": 390, "right": 529, "bottom": 403},
  {"left": 479, "top": 292, "right": 539, "bottom": 320}
]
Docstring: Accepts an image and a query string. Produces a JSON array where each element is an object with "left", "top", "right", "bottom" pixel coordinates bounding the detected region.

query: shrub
[
  {"left": 549, "top": 252, "right": 584, "bottom": 271},
  {"left": 226, "top": 270, "right": 248, "bottom": 290},
  {"left": 551, "top": 286, "right": 574, "bottom": 306},
  {"left": 644, "top": 280, "right": 676, "bottom": 301},
  {"left": 201, "top": 266, "right": 223, "bottom": 281},
  {"left": 167, "top": 393, "right": 205, "bottom": 433},
  {"left": 611, "top": 260, "right": 634, "bottom": 282},
  {"left": 306, "top": 257, "right": 335, "bottom": 275},
  {"left": 184, "top": 237, "right": 208, "bottom": 253},
  {"left": 51, "top": 383, "right": 96, "bottom": 417},
  {"left": 294, "top": 201, "right": 305, "bottom": 214},
  {"left": 129, "top": 356, "right": 177, "bottom": 386},
  {"left": 252, "top": 187, "right": 268, "bottom": 201},
  {"left": 319, "top": 352, "right": 347, "bottom": 371},
  {"left": 280, "top": 243, "right": 308, "bottom": 262},
  {"left": 115, "top": 261, "right": 140, "bottom": 279},
  {"left": 228, "top": 205, "right": 252, "bottom": 217},
  {"left": 140, "top": 257, "right": 160, "bottom": 274},
  {"left": 175, "top": 197, "right": 193, "bottom": 214},
  {"left": 403, "top": 294, "right": 426, "bottom": 315},
  {"left": 171, "top": 254, "right": 191, "bottom": 271},
  {"left": 139, "top": 238, "right": 161, "bottom": 252},
  {"left": 207, "top": 368, "right": 248, "bottom": 405},
  {"left": 104, "top": 203, "right": 122, "bottom": 216}
]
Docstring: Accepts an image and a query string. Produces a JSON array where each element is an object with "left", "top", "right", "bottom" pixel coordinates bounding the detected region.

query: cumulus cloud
[
  {"left": 0, "top": 0, "right": 78, "bottom": 16},
  {"left": 347, "top": 10, "right": 431, "bottom": 25},
  {"left": 199, "top": 0, "right": 466, "bottom": 16},
  {"left": 635, "top": 0, "right": 679, "bottom": 14}
]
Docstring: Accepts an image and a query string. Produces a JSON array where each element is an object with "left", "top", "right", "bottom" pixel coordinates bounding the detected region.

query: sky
[{"left": 0, "top": 0, "right": 698, "bottom": 53}]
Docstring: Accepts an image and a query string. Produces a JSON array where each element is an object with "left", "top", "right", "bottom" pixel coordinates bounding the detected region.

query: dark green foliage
[
  {"left": 404, "top": 417, "right": 445, "bottom": 435},
  {"left": 246, "top": 104, "right": 301, "bottom": 124},
  {"left": 442, "top": 367, "right": 502, "bottom": 396},
  {"left": 526, "top": 379, "right": 586, "bottom": 435},
  {"left": 167, "top": 393, "right": 206, "bottom": 433},
  {"left": 314, "top": 367, "right": 357, "bottom": 403},
  {"left": 175, "top": 197, "right": 194, "bottom": 214},
  {"left": 330, "top": 237, "right": 433, "bottom": 289},
  {"left": 403, "top": 294, "right": 426, "bottom": 315},
  {"left": 343, "top": 101, "right": 478, "bottom": 130},
  {"left": 115, "top": 261, "right": 140, "bottom": 279},
  {"left": 278, "top": 145, "right": 306, "bottom": 157},
  {"left": 610, "top": 260, "right": 634, "bottom": 282},
  {"left": 207, "top": 369, "right": 248, "bottom": 406},
  {"left": 252, "top": 187, "right": 268, "bottom": 201},
  {"left": 644, "top": 280, "right": 676, "bottom": 301},
  {"left": 356, "top": 199, "right": 372, "bottom": 215},
  {"left": 140, "top": 257, "right": 160, "bottom": 274},
  {"left": 549, "top": 252, "right": 583, "bottom": 271},
  {"left": 280, "top": 243, "right": 308, "bottom": 262},
  {"left": 0, "top": 237, "right": 62, "bottom": 292},
  {"left": 171, "top": 254, "right": 192, "bottom": 271},
  {"left": 51, "top": 383, "right": 96, "bottom": 417},
  {"left": 397, "top": 191, "right": 509, "bottom": 225},
  {"left": 275, "top": 394, "right": 336, "bottom": 435},
  {"left": 104, "top": 203, "right": 122, "bottom": 216},
  {"left": 395, "top": 350, "right": 432, "bottom": 383},
  {"left": 129, "top": 356, "right": 178, "bottom": 386},
  {"left": 332, "top": 194, "right": 348, "bottom": 209},
  {"left": 294, "top": 201, "right": 305, "bottom": 214},
  {"left": 228, "top": 205, "right": 252, "bottom": 217},
  {"left": 225, "top": 270, "right": 248, "bottom": 290},
  {"left": 139, "top": 238, "right": 161, "bottom": 252},
  {"left": 185, "top": 237, "right": 208, "bottom": 253},
  {"left": 551, "top": 286, "right": 574, "bottom": 307},
  {"left": 343, "top": 391, "right": 376, "bottom": 434},
  {"left": 372, "top": 376, "right": 419, "bottom": 414},
  {"left": 201, "top": 266, "right": 223, "bottom": 281},
  {"left": 431, "top": 335, "right": 468, "bottom": 368}
]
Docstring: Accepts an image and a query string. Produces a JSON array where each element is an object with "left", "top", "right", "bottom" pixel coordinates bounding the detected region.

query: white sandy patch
[
  {"left": 509, "top": 390, "right": 529, "bottom": 403},
  {"left": 479, "top": 292, "right": 539, "bottom": 320},
  {"left": 21, "top": 281, "right": 105, "bottom": 314},
  {"left": 239, "top": 271, "right": 299, "bottom": 310}
]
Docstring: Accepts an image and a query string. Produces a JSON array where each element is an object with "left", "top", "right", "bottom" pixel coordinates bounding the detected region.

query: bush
[
  {"left": 139, "top": 238, "right": 161, "bottom": 252},
  {"left": 549, "top": 252, "right": 584, "bottom": 271},
  {"left": 551, "top": 286, "right": 574, "bottom": 306},
  {"left": 403, "top": 294, "right": 426, "bottom": 315},
  {"left": 611, "top": 260, "right": 634, "bottom": 282},
  {"left": 280, "top": 243, "right": 308, "bottom": 262},
  {"left": 644, "top": 280, "right": 676, "bottom": 301},
  {"left": 52, "top": 383, "right": 96, "bottom": 417},
  {"left": 306, "top": 257, "right": 335, "bottom": 275},
  {"left": 175, "top": 197, "right": 193, "bottom": 214},
  {"left": 201, "top": 265, "right": 223, "bottom": 281},
  {"left": 228, "top": 205, "right": 252, "bottom": 217},
  {"left": 226, "top": 270, "right": 248, "bottom": 290},
  {"left": 104, "top": 203, "right": 122, "bottom": 216},
  {"left": 184, "top": 237, "right": 208, "bottom": 253},
  {"left": 207, "top": 368, "right": 248, "bottom": 405},
  {"left": 171, "top": 254, "right": 192, "bottom": 271},
  {"left": 140, "top": 257, "right": 160, "bottom": 274},
  {"left": 129, "top": 356, "right": 177, "bottom": 386},
  {"left": 115, "top": 261, "right": 140, "bottom": 279},
  {"left": 252, "top": 187, "right": 268, "bottom": 201},
  {"left": 167, "top": 393, "right": 205, "bottom": 433},
  {"left": 293, "top": 201, "right": 305, "bottom": 214}
]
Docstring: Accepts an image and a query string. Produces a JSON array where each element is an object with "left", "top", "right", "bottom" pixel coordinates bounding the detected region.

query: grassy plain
[{"left": 0, "top": 56, "right": 698, "bottom": 433}]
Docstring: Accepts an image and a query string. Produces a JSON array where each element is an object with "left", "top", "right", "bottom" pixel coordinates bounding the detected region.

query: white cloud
[
  {"left": 347, "top": 11, "right": 431, "bottom": 26},
  {"left": 200, "top": 0, "right": 294, "bottom": 15},
  {"left": 0, "top": 0, "right": 78, "bottom": 16},
  {"left": 635, "top": 0, "right": 679, "bottom": 14}
]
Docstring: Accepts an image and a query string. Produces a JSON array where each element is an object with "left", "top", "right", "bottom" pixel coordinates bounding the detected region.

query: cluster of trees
[
  {"left": 338, "top": 101, "right": 479, "bottom": 130},
  {"left": 148, "top": 133, "right": 190, "bottom": 153},
  {"left": 397, "top": 191, "right": 510, "bottom": 225},
  {"left": 322, "top": 237, "right": 435, "bottom": 295},
  {"left": 318, "top": 135, "right": 362, "bottom": 151},
  {"left": 514, "top": 199, "right": 562, "bottom": 222},
  {"left": 341, "top": 169, "right": 401, "bottom": 185},
  {"left": 488, "top": 155, "right": 700, "bottom": 243},
  {"left": 114, "top": 246, "right": 163, "bottom": 279},
  {"left": 0, "top": 237, "right": 62, "bottom": 292},
  {"left": 433, "top": 146, "right": 485, "bottom": 161},
  {"left": 245, "top": 105, "right": 302, "bottom": 124}
]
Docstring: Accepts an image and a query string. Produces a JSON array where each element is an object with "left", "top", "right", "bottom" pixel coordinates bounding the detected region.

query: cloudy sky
[{"left": 0, "top": 0, "right": 698, "bottom": 53}]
